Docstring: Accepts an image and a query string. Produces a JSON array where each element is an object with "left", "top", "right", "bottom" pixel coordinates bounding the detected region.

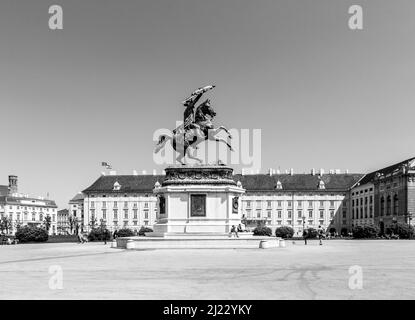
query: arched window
[
  {"left": 393, "top": 194, "right": 399, "bottom": 215},
  {"left": 380, "top": 197, "right": 385, "bottom": 216},
  {"left": 387, "top": 196, "right": 391, "bottom": 215}
]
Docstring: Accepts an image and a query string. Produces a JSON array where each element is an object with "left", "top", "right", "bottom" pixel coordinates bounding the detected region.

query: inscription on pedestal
[{"left": 191, "top": 194, "right": 206, "bottom": 217}]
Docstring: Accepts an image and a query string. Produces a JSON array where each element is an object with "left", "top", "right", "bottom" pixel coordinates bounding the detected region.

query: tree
[
  {"left": 0, "top": 216, "right": 13, "bottom": 234},
  {"left": 89, "top": 215, "right": 97, "bottom": 230},
  {"left": 275, "top": 226, "right": 294, "bottom": 238},
  {"left": 68, "top": 215, "right": 77, "bottom": 234},
  {"left": 43, "top": 215, "right": 52, "bottom": 233}
]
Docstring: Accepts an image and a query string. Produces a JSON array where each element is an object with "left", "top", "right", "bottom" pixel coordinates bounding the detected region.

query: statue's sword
[{"left": 181, "top": 85, "right": 215, "bottom": 105}]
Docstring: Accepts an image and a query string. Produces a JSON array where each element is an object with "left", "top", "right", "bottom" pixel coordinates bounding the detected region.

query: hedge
[
  {"left": 139, "top": 226, "right": 153, "bottom": 236},
  {"left": 117, "top": 228, "right": 135, "bottom": 237},
  {"left": 15, "top": 226, "right": 49, "bottom": 243},
  {"left": 253, "top": 226, "right": 272, "bottom": 236},
  {"left": 275, "top": 226, "right": 294, "bottom": 238}
]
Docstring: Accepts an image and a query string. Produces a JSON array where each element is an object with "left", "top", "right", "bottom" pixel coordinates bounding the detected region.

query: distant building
[
  {"left": 81, "top": 170, "right": 362, "bottom": 235},
  {"left": 351, "top": 157, "right": 415, "bottom": 233},
  {"left": 69, "top": 192, "right": 85, "bottom": 232},
  {"left": 82, "top": 175, "right": 159, "bottom": 232},
  {"left": 57, "top": 209, "right": 69, "bottom": 234},
  {"left": 0, "top": 175, "right": 58, "bottom": 235}
]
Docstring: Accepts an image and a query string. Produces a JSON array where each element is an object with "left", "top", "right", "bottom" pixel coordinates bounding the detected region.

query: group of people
[
  {"left": 302, "top": 225, "right": 325, "bottom": 245},
  {"left": 229, "top": 223, "right": 246, "bottom": 238}
]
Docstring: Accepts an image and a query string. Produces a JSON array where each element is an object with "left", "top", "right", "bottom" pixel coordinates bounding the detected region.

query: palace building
[
  {"left": 81, "top": 170, "right": 363, "bottom": 235},
  {"left": 79, "top": 157, "right": 415, "bottom": 236},
  {"left": 0, "top": 175, "right": 58, "bottom": 235},
  {"left": 350, "top": 157, "right": 415, "bottom": 233}
]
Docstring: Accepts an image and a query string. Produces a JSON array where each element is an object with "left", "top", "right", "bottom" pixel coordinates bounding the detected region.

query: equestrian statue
[{"left": 154, "top": 85, "right": 233, "bottom": 164}]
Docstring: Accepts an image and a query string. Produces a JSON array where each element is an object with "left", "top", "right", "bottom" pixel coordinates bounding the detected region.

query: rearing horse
[{"left": 155, "top": 99, "right": 233, "bottom": 164}]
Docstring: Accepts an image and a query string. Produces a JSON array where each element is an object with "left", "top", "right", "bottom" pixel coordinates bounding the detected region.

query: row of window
[
  {"left": 4, "top": 212, "right": 56, "bottom": 222},
  {"left": 352, "top": 188, "right": 373, "bottom": 196},
  {"left": 352, "top": 196, "right": 373, "bottom": 206},
  {"left": 0, "top": 205, "right": 56, "bottom": 212},
  {"left": 244, "top": 209, "right": 337, "bottom": 219},
  {"left": 90, "top": 201, "right": 151, "bottom": 209},
  {"left": 245, "top": 200, "right": 340, "bottom": 208}
]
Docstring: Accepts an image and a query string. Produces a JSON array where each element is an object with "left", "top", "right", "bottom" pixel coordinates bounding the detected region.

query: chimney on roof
[
  {"left": 241, "top": 168, "right": 245, "bottom": 175},
  {"left": 101, "top": 172, "right": 106, "bottom": 176},
  {"left": 290, "top": 168, "right": 294, "bottom": 176},
  {"left": 276, "top": 169, "right": 280, "bottom": 174},
  {"left": 311, "top": 168, "right": 316, "bottom": 176},
  {"left": 335, "top": 169, "right": 341, "bottom": 174},
  {"left": 109, "top": 170, "right": 117, "bottom": 176},
  {"left": 319, "top": 169, "right": 324, "bottom": 176},
  {"left": 8, "top": 175, "right": 18, "bottom": 195},
  {"left": 268, "top": 168, "right": 273, "bottom": 176},
  {"left": 153, "top": 169, "right": 157, "bottom": 175},
  {"left": 142, "top": 170, "right": 147, "bottom": 175},
  {"left": 329, "top": 169, "right": 334, "bottom": 174},
  {"left": 133, "top": 170, "right": 138, "bottom": 176},
  {"left": 345, "top": 169, "right": 349, "bottom": 174}
]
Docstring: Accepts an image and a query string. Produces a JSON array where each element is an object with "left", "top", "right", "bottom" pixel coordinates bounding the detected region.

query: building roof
[
  {"left": 0, "top": 195, "right": 58, "bottom": 208},
  {"left": 83, "top": 175, "right": 165, "bottom": 194},
  {"left": 83, "top": 173, "right": 363, "bottom": 194},
  {"left": 58, "top": 209, "right": 69, "bottom": 216},
  {"left": 69, "top": 192, "right": 85, "bottom": 203},
  {"left": 233, "top": 173, "right": 363, "bottom": 192},
  {"left": 0, "top": 185, "right": 8, "bottom": 196},
  {"left": 358, "top": 157, "right": 415, "bottom": 185}
]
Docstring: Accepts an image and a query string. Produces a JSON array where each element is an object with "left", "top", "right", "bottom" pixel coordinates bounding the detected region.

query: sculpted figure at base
[{"left": 155, "top": 85, "right": 233, "bottom": 164}]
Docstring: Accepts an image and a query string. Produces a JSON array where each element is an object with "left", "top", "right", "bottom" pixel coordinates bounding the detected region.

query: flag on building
[{"left": 101, "top": 162, "right": 112, "bottom": 170}]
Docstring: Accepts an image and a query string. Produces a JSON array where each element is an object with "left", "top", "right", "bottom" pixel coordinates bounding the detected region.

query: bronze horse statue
[{"left": 155, "top": 99, "right": 233, "bottom": 164}]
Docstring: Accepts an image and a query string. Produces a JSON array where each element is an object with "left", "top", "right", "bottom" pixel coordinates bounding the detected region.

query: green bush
[
  {"left": 352, "top": 225, "right": 380, "bottom": 239},
  {"left": 15, "top": 226, "right": 49, "bottom": 243},
  {"left": 385, "top": 223, "right": 414, "bottom": 239},
  {"left": 306, "top": 228, "right": 318, "bottom": 239},
  {"left": 138, "top": 226, "right": 153, "bottom": 236},
  {"left": 275, "top": 226, "right": 294, "bottom": 238},
  {"left": 88, "top": 228, "right": 111, "bottom": 241},
  {"left": 117, "top": 228, "right": 135, "bottom": 237},
  {"left": 253, "top": 226, "right": 272, "bottom": 236}
]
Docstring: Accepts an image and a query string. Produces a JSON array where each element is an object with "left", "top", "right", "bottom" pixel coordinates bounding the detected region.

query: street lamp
[
  {"left": 407, "top": 211, "right": 413, "bottom": 239},
  {"left": 302, "top": 216, "right": 306, "bottom": 233}
]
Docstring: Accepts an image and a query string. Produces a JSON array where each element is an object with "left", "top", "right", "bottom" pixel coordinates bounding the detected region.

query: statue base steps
[{"left": 116, "top": 235, "right": 282, "bottom": 249}]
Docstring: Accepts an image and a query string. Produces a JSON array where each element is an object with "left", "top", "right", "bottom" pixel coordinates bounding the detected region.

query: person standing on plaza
[
  {"left": 302, "top": 228, "right": 308, "bottom": 245},
  {"left": 318, "top": 225, "right": 324, "bottom": 245}
]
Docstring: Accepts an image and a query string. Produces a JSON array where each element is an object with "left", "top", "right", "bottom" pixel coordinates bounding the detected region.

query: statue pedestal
[{"left": 152, "top": 165, "right": 246, "bottom": 236}]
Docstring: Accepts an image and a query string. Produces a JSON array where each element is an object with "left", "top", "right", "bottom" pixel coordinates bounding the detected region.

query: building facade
[
  {"left": 81, "top": 170, "right": 362, "bottom": 235},
  {"left": 57, "top": 209, "right": 69, "bottom": 234},
  {"left": 0, "top": 175, "right": 58, "bottom": 235},
  {"left": 350, "top": 157, "right": 415, "bottom": 233},
  {"left": 350, "top": 182, "right": 375, "bottom": 227},
  {"left": 69, "top": 192, "right": 85, "bottom": 232}
]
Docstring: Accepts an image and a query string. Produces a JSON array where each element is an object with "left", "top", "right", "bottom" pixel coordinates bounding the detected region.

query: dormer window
[
  {"left": 113, "top": 181, "right": 121, "bottom": 191},
  {"left": 275, "top": 180, "right": 283, "bottom": 190},
  {"left": 318, "top": 180, "right": 325, "bottom": 189}
]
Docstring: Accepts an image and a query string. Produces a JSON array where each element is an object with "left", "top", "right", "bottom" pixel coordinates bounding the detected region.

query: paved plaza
[{"left": 0, "top": 240, "right": 414, "bottom": 299}]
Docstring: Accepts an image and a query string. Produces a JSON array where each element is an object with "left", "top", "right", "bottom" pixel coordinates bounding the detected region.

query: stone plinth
[
  {"left": 152, "top": 165, "right": 246, "bottom": 237},
  {"left": 116, "top": 235, "right": 282, "bottom": 249}
]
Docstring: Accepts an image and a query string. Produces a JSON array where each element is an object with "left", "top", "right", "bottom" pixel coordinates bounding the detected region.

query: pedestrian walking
[{"left": 318, "top": 225, "right": 324, "bottom": 245}]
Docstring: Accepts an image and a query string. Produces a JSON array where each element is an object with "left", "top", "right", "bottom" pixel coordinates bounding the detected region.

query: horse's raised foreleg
[
  {"left": 213, "top": 137, "right": 234, "bottom": 151},
  {"left": 211, "top": 126, "right": 232, "bottom": 139}
]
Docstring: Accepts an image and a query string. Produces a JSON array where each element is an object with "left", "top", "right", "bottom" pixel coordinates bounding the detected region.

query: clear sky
[{"left": 1, "top": 0, "right": 414, "bottom": 208}]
